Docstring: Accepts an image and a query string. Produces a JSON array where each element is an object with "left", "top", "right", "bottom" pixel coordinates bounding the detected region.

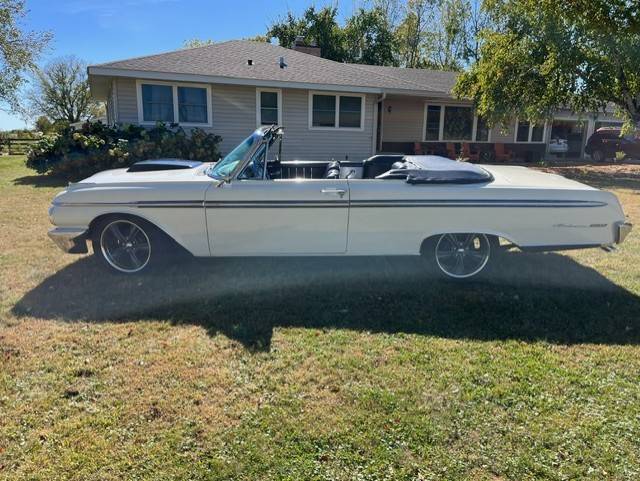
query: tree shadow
[
  {"left": 13, "top": 251, "right": 640, "bottom": 351},
  {"left": 13, "top": 174, "right": 68, "bottom": 188}
]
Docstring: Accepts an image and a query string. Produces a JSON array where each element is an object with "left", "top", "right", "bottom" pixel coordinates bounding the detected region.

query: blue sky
[{"left": 1, "top": 0, "right": 360, "bottom": 130}]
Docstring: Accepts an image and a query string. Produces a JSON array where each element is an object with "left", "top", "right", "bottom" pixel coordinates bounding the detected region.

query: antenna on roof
[{"left": 279, "top": 56, "right": 287, "bottom": 69}]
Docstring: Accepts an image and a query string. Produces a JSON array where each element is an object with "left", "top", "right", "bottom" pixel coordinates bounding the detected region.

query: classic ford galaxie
[{"left": 48, "top": 126, "right": 632, "bottom": 278}]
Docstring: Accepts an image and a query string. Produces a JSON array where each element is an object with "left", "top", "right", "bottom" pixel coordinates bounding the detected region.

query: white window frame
[
  {"left": 136, "top": 80, "right": 212, "bottom": 127},
  {"left": 256, "top": 88, "right": 282, "bottom": 127},
  {"left": 308, "top": 91, "right": 365, "bottom": 131},
  {"left": 513, "top": 119, "right": 547, "bottom": 143},
  {"left": 422, "top": 103, "right": 491, "bottom": 143}
]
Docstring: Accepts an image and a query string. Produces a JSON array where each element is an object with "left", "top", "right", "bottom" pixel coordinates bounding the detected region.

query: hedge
[{"left": 26, "top": 122, "right": 222, "bottom": 181}]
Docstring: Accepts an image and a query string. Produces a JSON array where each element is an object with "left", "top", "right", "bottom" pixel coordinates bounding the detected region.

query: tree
[
  {"left": 344, "top": 8, "right": 397, "bottom": 66},
  {"left": 0, "top": 0, "right": 51, "bottom": 110},
  {"left": 395, "top": 0, "right": 433, "bottom": 68},
  {"left": 365, "top": 0, "right": 404, "bottom": 29},
  {"left": 25, "top": 56, "right": 103, "bottom": 123},
  {"left": 182, "top": 38, "right": 214, "bottom": 49},
  {"left": 454, "top": 0, "right": 640, "bottom": 128},
  {"left": 461, "top": 0, "right": 492, "bottom": 64},
  {"left": 427, "top": 0, "right": 469, "bottom": 70},
  {"left": 267, "top": 6, "right": 346, "bottom": 62},
  {"left": 34, "top": 115, "right": 52, "bottom": 133}
]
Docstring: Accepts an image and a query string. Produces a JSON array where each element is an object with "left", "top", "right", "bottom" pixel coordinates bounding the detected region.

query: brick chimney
[{"left": 291, "top": 35, "right": 321, "bottom": 57}]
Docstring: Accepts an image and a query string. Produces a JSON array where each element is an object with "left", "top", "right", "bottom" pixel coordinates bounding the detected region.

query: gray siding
[
  {"left": 212, "top": 86, "right": 376, "bottom": 160},
  {"left": 281, "top": 89, "right": 375, "bottom": 161},
  {"left": 211, "top": 84, "right": 256, "bottom": 155},
  {"left": 114, "top": 79, "right": 375, "bottom": 160},
  {"left": 115, "top": 78, "right": 138, "bottom": 123}
]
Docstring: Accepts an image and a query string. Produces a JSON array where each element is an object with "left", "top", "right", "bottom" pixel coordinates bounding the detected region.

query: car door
[{"left": 205, "top": 178, "right": 349, "bottom": 255}]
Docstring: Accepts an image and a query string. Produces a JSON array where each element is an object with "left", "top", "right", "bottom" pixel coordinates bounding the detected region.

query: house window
[
  {"left": 312, "top": 95, "right": 337, "bottom": 127},
  {"left": 178, "top": 86, "right": 208, "bottom": 124},
  {"left": 515, "top": 120, "right": 546, "bottom": 142},
  {"left": 256, "top": 89, "right": 281, "bottom": 126},
  {"left": 141, "top": 84, "right": 174, "bottom": 122},
  {"left": 443, "top": 106, "right": 473, "bottom": 141},
  {"left": 138, "top": 81, "right": 211, "bottom": 126},
  {"left": 309, "top": 93, "right": 364, "bottom": 129},
  {"left": 339, "top": 96, "right": 362, "bottom": 128},
  {"left": 424, "top": 105, "right": 441, "bottom": 140},
  {"left": 423, "top": 104, "right": 489, "bottom": 142}
]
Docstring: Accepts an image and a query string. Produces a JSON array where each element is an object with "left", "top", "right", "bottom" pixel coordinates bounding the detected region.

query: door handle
[{"left": 321, "top": 188, "right": 346, "bottom": 198}]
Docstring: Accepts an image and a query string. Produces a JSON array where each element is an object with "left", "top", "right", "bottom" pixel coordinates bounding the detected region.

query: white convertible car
[{"left": 48, "top": 126, "right": 632, "bottom": 279}]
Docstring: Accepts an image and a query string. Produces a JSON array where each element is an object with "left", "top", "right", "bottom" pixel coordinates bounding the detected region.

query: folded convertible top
[{"left": 376, "top": 155, "right": 494, "bottom": 184}]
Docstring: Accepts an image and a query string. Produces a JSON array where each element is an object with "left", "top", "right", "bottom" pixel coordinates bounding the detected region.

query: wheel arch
[
  {"left": 88, "top": 212, "right": 191, "bottom": 255},
  {"left": 419, "top": 230, "right": 518, "bottom": 255}
]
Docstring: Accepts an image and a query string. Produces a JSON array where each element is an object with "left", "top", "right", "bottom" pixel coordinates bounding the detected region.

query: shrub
[{"left": 26, "top": 122, "right": 222, "bottom": 181}]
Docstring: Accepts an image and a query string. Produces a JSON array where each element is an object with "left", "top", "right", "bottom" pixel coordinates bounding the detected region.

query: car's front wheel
[
  {"left": 424, "top": 233, "right": 496, "bottom": 279},
  {"left": 92, "top": 217, "right": 157, "bottom": 274}
]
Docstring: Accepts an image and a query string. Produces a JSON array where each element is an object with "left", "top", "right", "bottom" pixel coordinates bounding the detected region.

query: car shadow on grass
[{"left": 13, "top": 250, "right": 640, "bottom": 350}]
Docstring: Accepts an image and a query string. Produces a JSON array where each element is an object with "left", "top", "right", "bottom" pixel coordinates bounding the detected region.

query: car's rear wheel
[
  {"left": 92, "top": 217, "right": 157, "bottom": 274},
  {"left": 424, "top": 233, "right": 496, "bottom": 279},
  {"left": 591, "top": 149, "right": 606, "bottom": 162}
]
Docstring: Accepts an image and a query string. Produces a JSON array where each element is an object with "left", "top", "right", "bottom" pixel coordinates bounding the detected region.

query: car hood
[{"left": 77, "top": 162, "right": 214, "bottom": 185}]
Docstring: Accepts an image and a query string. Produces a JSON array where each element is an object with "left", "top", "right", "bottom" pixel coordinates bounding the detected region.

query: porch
[{"left": 375, "top": 94, "right": 623, "bottom": 162}]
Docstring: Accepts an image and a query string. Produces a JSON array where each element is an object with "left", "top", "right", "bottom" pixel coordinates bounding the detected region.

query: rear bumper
[
  {"left": 616, "top": 222, "right": 633, "bottom": 244},
  {"left": 48, "top": 227, "right": 88, "bottom": 254}
]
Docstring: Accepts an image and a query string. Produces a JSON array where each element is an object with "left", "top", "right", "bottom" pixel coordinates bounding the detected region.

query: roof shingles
[{"left": 92, "top": 40, "right": 458, "bottom": 95}]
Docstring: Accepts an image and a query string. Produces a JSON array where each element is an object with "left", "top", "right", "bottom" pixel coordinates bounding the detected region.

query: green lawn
[{"left": 1, "top": 156, "right": 639, "bottom": 480}]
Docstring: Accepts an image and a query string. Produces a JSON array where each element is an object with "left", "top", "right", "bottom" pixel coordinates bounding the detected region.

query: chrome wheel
[
  {"left": 591, "top": 150, "right": 605, "bottom": 162},
  {"left": 100, "top": 220, "right": 151, "bottom": 273},
  {"left": 435, "top": 233, "right": 491, "bottom": 279}
]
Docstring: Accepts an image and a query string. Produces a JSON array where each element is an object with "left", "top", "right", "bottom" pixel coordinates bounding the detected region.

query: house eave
[{"left": 87, "top": 66, "right": 385, "bottom": 94}]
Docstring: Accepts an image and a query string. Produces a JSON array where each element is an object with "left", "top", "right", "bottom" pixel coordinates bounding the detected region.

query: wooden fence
[{"left": 0, "top": 137, "right": 38, "bottom": 156}]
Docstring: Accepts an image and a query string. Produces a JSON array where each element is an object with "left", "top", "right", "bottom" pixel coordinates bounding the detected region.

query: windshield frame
[
  {"left": 206, "top": 130, "right": 264, "bottom": 180},
  {"left": 206, "top": 126, "right": 281, "bottom": 181}
]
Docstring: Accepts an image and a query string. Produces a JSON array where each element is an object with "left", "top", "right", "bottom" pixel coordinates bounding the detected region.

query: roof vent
[
  {"left": 247, "top": 59, "right": 253, "bottom": 66},
  {"left": 279, "top": 56, "right": 287, "bottom": 69}
]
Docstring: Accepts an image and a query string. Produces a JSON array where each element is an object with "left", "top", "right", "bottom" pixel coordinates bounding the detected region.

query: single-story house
[{"left": 88, "top": 39, "right": 622, "bottom": 162}]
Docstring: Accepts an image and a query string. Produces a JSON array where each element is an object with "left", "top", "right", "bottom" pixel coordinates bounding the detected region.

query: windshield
[{"left": 207, "top": 132, "right": 261, "bottom": 179}]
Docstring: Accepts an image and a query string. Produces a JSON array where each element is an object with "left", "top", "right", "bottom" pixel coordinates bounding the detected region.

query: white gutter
[{"left": 375, "top": 92, "right": 387, "bottom": 153}]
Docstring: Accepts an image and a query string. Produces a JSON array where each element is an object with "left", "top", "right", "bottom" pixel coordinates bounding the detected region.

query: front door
[{"left": 205, "top": 179, "right": 349, "bottom": 255}]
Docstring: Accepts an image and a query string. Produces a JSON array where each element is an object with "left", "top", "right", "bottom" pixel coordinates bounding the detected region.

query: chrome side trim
[
  {"left": 350, "top": 199, "right": 608, "bottom": 208},
  {"left": 53, "top": 199, "right": 607, "bottom": 209},
  {"left": 48, "top": 227, "right": 88, "bottom": 254},
  {"left": 616, "top": 222, "right": 633, "bottom": 244}
]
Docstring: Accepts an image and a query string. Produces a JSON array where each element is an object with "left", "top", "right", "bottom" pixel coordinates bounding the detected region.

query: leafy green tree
[
  {"left": 0, "top": 0, "right": 51, "bottom": 110},
  {"left": 25, "top": 56, "right": 103, "bottom": 123},
  {"left": 427, "top": 0, "right": 469, "bottom": 70},
  {"left": 344, "top": 8, "right": 397, "bottom": 66},
  {"left": 34, "top": 115, "right": 52, "bottom": 133},
  {"left": 395, "top": 0, "right": 433, "bottom": 68},
  {"left": 182, "top": 38, "right": 214, "bottom": 49},
  {"left": 454, "top": 0, "right": 640, "bottom": 128},
  {"left": 268, "top": 6, "right": 346, "bottom": 62}
]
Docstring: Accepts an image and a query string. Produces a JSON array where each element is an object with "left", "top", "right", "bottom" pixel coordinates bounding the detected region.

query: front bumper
[
  {"left": 616, "top": 222, "right": 633, "bottom": 244},
  {"left": 48, "top": 227, "right": 89, "bottom": 254}
]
